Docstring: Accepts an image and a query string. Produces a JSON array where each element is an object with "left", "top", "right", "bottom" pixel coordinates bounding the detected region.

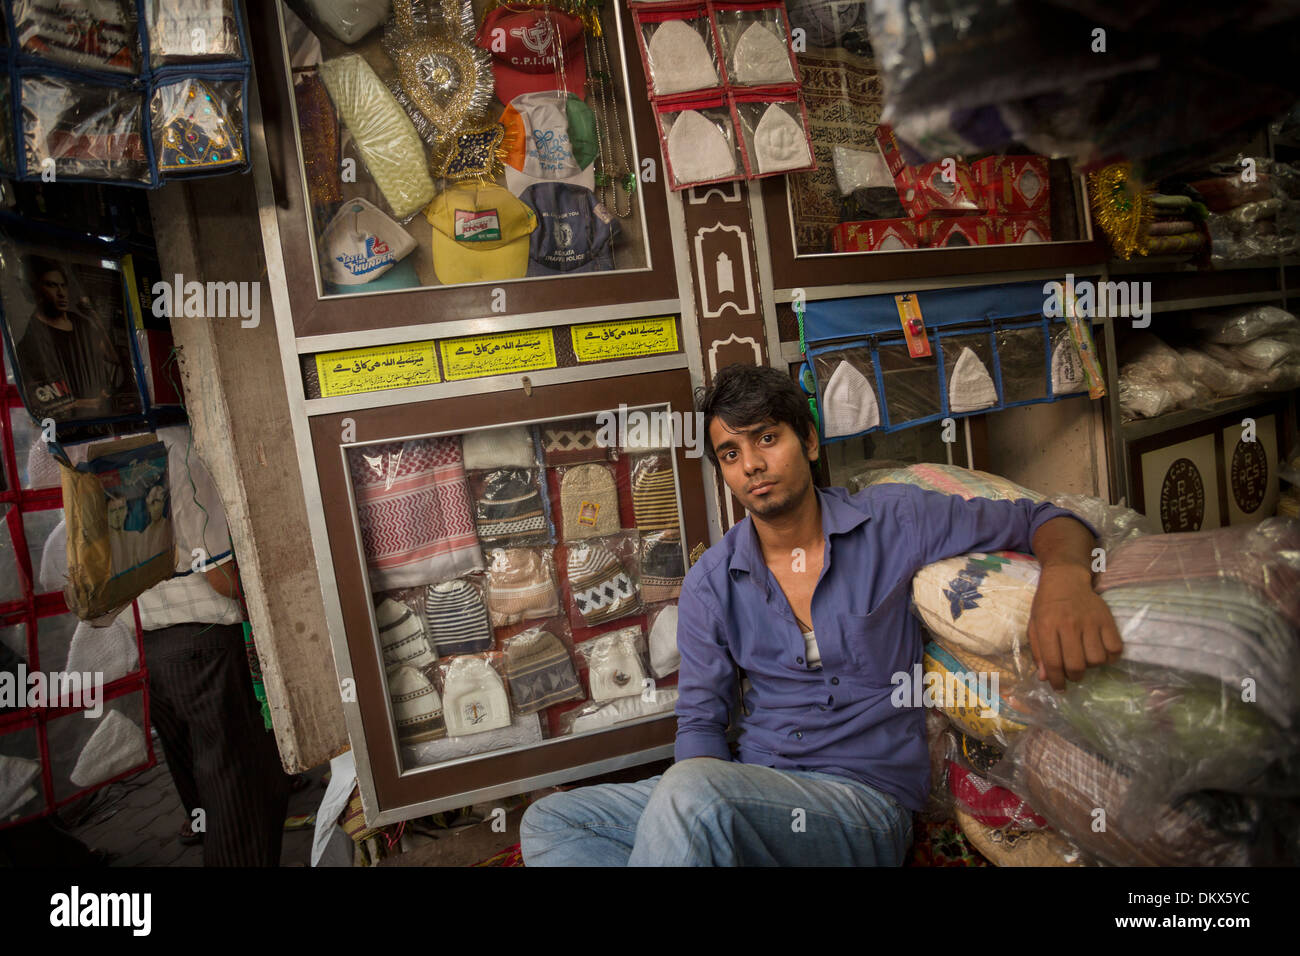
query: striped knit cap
[
  {"left": 486, "top": 548, "right": 560, "bottom": 626},
  {"left": 541, "top": 417, "right": 610, "bottom": 466},
  {"left": 567, "top": 543, "right": 638, "bottom": 625},
  {"left": 424, "top": 580, "right": 494, "bottom": 655},
  {"left": 503, "top": 629, "right": 583, "bottom": 714},
  {"left": 377, "top": 598, "right": 437, "bottom": 673},
  {"left": 560, "top": 463, "right": 620, "bottom": 540},
  {"left": 474, "top": 468, "right": 548, "bottom": 543},
  {"left": 640, "top": 533, "right": 685, "bottom": 604},
  {"left": 631, "top": 456, "right": 680, "bottom": 532},
  {"left": 389, "top": 664, "right": 446, "bottom": 743}
]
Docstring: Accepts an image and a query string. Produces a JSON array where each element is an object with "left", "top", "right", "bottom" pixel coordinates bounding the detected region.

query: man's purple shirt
[{"left": 672, "top": 483, "right": 1098, "bottom": 810}]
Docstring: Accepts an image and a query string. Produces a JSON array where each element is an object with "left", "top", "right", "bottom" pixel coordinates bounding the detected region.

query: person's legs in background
[{"left": 144, "top": 623, "right": 289, "bottom": 866}]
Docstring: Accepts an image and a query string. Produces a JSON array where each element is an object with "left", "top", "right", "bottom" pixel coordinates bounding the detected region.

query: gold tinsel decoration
[{"left": 1088, "top": 163, "right": 1152, "bottom": 260}]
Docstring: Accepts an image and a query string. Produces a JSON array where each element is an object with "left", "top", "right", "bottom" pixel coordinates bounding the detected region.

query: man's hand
[{"left": 1028, "top": 562, "right": 1122, "bottom": 690}]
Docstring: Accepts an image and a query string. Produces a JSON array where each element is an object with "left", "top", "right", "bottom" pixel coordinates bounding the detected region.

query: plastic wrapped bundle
[
  {"left": 318, "top": 54, "right": 435, "bottom": 220},
  {"left": 1016, "top": 727, "right": 1266, "bottom": 866},
  {"left": 1012, "top": 660, "right": 1296, "bottom": 807},
  {"left": 849, "top": 461, "right": 1044, "bottom": 502},
  {"left": 1117, "top": 333, "right": 1203, "bottom": 420}
]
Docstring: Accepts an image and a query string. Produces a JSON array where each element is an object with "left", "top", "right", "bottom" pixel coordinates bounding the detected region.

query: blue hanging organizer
[{"left": 804, "top": 280, "right": 1093, "bottom": 444}]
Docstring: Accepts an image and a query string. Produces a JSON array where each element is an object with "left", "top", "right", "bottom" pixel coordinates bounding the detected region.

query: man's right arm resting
[{"left": 672, "top": 583, "right": 737, "bottom": 763}]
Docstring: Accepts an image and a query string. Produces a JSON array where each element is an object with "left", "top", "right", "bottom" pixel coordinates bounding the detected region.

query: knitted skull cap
[
  {"left": 822, "top": 360, "right": 879, "bottom": 437},
  {"left": 631, "top": 457, "right": 680, "bottom": 532},
  {"left": 66, "top": 617, "right": 139, "bottom": 687},
  {"left": 70, "top": 710, "right": 148, "bottom": 789},
  {"left": 646, "top": 20, "right": 718, "bottom": 95},
  {"left": 424, "top": 579, "right": 494, "bottom": 655},
  {"left": 376, "top": 598, "right": 437, "bottom": 672},
  {"left": 640, "top": 534, "right": 685, "bottom": 604},
  {"left": 649, "top": 604, "right": 680, "bottom": 678},
  {"left": 666, "top": 110, "right": 736, "bottom": 185},
  {"left": 753, "top": 104, "right": 811, "bottom": 175},
  {"left": 475, "top": 468, "right": 547, "bottom": 543},
  {"left": 586, "top": 628, "right": 647, "bottom": 702},
  {"left": 442, "top": 657, "right": 512, "bottom": 736},
  {"left": 462, "top": 426, "right": 536, "bottom": 471},
  {"left": 560, "top": 463, "right": 620, "bottom": 540},
  {"left": 948, "top": 347, "right": 998, "bottom": 413},
  {"left": 567, "top": 543, "right": 638, "bottom": 625},
  {"left": 541, "top": 417, "right": 610, "bottom": 465},
  {"left": 486, "top": 548, "right": 560, "bottom": 625},
  {"left": 0, "top": 754, "right": 41, "bottom": 819},
  {"left": 389, "top": 664, "right": 447, "bottom": 743},
  {"left": 731, "top": 22, "right": 795, "bottom": 85},
  {"left": 503, "top": 630, "right": 583, "bottom": 714}
]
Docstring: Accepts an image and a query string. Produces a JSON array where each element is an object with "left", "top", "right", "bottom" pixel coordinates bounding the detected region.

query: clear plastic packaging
[
  {"left": 815, "top": 349, "right": 881, "bottom": 438},
  {"left": 437, "top": 652, "right": 513, "bottom": 736},
  {"left": 347, "top": 438, "right": 484, "bottom": 591},
  {"left": 995, "top": 326, "right": 1048, "bottom": 404},
  {"left": 375, "top": 592, "right": 437, "bottom": 675},
  {"left": 14, "top": 0, "right": 141, "bottom": 73},
  {"left": 402, "top": 711, "right": 541, "bottom": 768},
  {"left": 1175, "top": 346, "right": 1258, "bottom": 397},
  {"left": 484, "top": 546, "right": 560, "bottom": 627},
  {"left": 304, "top": 0, "right": 391, "bottom": 44},
  {"left": 149, "top": 77, "right": 246, "bottom": 177},
  {"left": 657, "top": 102, "right": 740, "bottom": 190},
  {"left": 849, "top": 461, "right": 1045, "bottom": 501},
  {"left": 20, "top": 76, "right": 149, "bottom": 183},
  {"left": 0, "top": 83, "right": 16, "bottom": 174},
  {"left": 386, "top": 662, "right": 446, "bottom": 743},
  {"left": 713, "top": 4, "right": 797, "bottom": 87},
  {"left": 921, "top": 639, "right": 1032, "bottom": 748},
  {"left": 629, "top": 452, "right": 681, "bottom": 533},
  {"left": 423, "top": 575, "right": 493, "bottom": 657},
  {"left": 560, "top": 686, "right": 678, "bottom": 735},
  {"left": 638, "top": 12, "right": 721, "bottom": 96},
  {"left": 946, "top": 760, "right": 1048, "bottom": 830},
  {"left": 941, "top": 334, "right": 998, "bottom": 414},
  {"left": 0, "top": 725, "right": 45, "bottom": 822},
  {"left": 733, "top": 97, "right": 813, "bottom": 177},
  {"left": 1013, "top": 727, "right": 1270, "bottom": 865},
  {"left": 501, "top": 619, "right": 584, "bottom": 716},
  {"left": 647, "top": 601, "right": 680, "bottom": 678},
  {"left": 540, "top": 416, "right": 614, "bottom": 466},
  {"left": 831, "top": 142, "right": 892, "bottom": 196},
  {"left": 639, "top": 531, "right": 685, "bottom": 604},
  {"left": 576, "top": 625, "right": 653, "bottom": 703},
  {"left": 469, "top": 467, "right": 551, "bottom": 547},
  {"left": 144, "top": 0, "right": 243, "bottom": 66},
  {"left": 564, "top": 533, "right": 642, "bottom": 629},
  {"left": 461, "top": 424, "right": 537, "bottom": 471},
  {"left": 317, "top": 54, "right": 435, "bottom": 221},
  {"left": 557, "top": 461, "right": 623, "bottom": 541},
  {"left": 1049, "top": 325, "right": 1089, "bottom": 396},
  {"left": 1229, "top": 333, "right": 1300, "bottom": 371},
  {"left": 878, "top": 340, "right": 940, "bottom": 424}
]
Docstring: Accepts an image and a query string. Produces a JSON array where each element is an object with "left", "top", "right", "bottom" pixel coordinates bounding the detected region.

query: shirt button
[
  {"left": 830, "top": 677, "right": 840, "bottom": 685},
  {"left": 796, "top": 656, "right": 804, "bottom": 665}
]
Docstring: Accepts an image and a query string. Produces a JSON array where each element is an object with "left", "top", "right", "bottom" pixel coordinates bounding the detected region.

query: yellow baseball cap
[{"left": 425, "top": 184, "right": 537, "bottom": 285}]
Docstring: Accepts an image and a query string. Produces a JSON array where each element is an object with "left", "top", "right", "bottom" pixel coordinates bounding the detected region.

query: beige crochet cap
[
  {"left": 560, "top": 463, "right": 621, "bottom": 540},
  {"left": 486, "top": 548, "right": 559, "bottom": 626}
]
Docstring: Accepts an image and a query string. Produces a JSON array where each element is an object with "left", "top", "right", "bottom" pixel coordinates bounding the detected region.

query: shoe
[{"left": 178, "top": 820, "right": 203, "bottom": 846}]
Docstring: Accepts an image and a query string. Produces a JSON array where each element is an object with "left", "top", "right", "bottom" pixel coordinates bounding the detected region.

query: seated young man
[{"left": 522, "top": 364, "right": 1121, "bottom": 866}]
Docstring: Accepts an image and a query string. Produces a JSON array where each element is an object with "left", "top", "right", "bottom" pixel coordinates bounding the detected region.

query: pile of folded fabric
[
  {"left": 857, "top": 462, "right": 1300, "bottom": 866},
  {"left": 1194, "top": 158, "right": 1300, "bottom": 264}
]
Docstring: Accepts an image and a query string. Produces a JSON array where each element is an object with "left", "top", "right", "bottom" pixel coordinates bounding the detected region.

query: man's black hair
[
  {"left": 695, "top": 364, "right": 817, "bottom": 467},
  {"left": 24, "top": 255, "right": 64, "bottom": 289}
]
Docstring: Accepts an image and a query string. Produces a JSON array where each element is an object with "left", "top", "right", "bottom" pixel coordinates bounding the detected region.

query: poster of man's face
[{"left": 0, "top": 239, "right": 141, "bottom": 423}]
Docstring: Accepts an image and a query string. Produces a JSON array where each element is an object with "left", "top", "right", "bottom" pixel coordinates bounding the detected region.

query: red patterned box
[
  {"left": 831, "top": 218, "right": 920, "bottom": 252},
  {"left": 922, "top": 216, "right": 1001, "bottom": 247},
  {"left": 999, "top": 215, "right": 1052, "bottom": 244},
  {"left": 971, "top": 156, "right": 1051, "bottom": 215}
]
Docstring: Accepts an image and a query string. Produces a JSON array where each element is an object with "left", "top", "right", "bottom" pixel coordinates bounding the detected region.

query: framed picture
[{"left": 0, "top": 240, "right": 143, "bottom": 424}]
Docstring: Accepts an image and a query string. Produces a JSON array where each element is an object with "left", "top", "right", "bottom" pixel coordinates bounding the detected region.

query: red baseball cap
[{"left": 475, "top": 5, "right": 587, "bottom": 105}]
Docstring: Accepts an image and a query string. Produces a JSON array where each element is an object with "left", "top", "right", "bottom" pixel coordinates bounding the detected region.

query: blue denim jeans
[{"left": 520, "top": 758, "right": 914, "bottom": 866}]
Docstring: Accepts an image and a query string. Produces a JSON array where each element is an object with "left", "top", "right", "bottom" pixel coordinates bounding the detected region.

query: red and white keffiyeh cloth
[{"left": 350, "top": 438, "right": 483, "bottom": 590}]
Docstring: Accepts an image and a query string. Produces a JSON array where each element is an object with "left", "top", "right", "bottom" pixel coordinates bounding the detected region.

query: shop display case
[{"left": 251, "top": 1, "right": 710, "bottom": 822}]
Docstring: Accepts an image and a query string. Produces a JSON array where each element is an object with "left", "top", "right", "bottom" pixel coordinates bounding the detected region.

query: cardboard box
[
  {"left": 874, "top": 125, "right": 985, "bottom": 219},
  {"left": 831, "top": 218, "right": 920, "bottom": 252},
  {"left": 971, "top": 156, "right": 1051, "bottom": 215},
  {"left": 922, "top": 216, "right": 1001, "bottom": 248},
  {"left": 999, "top": 215, "right": 1052, "bottom": 244}
]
